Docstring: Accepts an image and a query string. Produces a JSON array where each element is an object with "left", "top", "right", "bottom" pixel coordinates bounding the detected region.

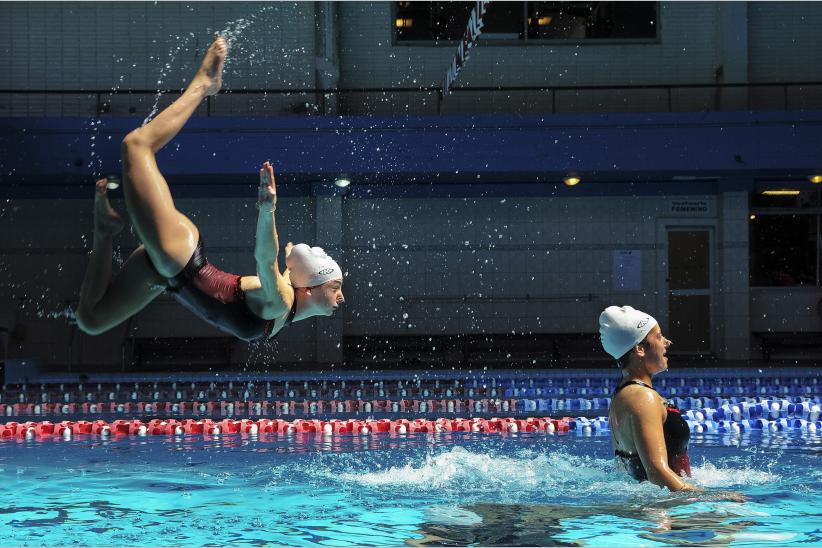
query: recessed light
[
  {"left": 749, "top": 214, "right": 756, "bottom": 220},
  {"left": 334, "top": 178, "right": 351, "bottom": 188},
  {"left": 761, "top": 189, "right": 800, "bottom": 196},
  {"left": 105, "top": 176, "right": 120, "bottom": 190},
  {"left": 563, "top": 176, "right": 581, "bottom": 186},
  {"left": 809, "top": 175, "right": 822, "bottom": 184}
]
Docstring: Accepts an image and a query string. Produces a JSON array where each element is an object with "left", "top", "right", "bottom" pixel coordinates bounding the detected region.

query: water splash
[
  {"left": 691, "top": 461, "right": 779, "bottom": 488},
  {"left": 45, "top": 307, "right": 76, "bottom": 322},
  {"left": 141, "top": 34, "right": 198, "bottom": 126},
  {"left": 333, "top": 445, "right": 779, "bottom": 501},
  {"left": 142, "top": 5, "right": 279, "bottom": 126}
]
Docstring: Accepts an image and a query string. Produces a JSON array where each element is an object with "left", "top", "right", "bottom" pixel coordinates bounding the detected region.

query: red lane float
[{"left": 0, "top": 416, "right": 571, "bottom": 440}]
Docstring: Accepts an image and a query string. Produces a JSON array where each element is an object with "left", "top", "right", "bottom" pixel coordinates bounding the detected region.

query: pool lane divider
[
  {"left": 3, "top": 395, "right": 821, "bottom": 418},
  {"left": 2, "top": 414, "right": 820, "bottom": 441},
  {"left": 4, "top": 376, "right": 820, "bottom": 407},
  {"left": 0, "top": 398, "right": 601, "bottom": 417},
  {"left": 0, "top": 417, "right": 576, "bottom": 440}
]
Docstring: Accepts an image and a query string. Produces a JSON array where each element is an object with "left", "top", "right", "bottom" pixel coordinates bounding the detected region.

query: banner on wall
[
  {"left": 613, "top": 250, "right": 642, "bottom": 291},
  {"left": 443, "top": 1, "right": 492, "bottom": 93}
]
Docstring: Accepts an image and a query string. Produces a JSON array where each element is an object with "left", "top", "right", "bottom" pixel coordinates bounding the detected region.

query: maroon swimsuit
[
  {"left": 159, "top": 239, "right": 295, "bottom": 342},
  {"left": 613, "top": 380, "right": 691, "bottom": 481}
]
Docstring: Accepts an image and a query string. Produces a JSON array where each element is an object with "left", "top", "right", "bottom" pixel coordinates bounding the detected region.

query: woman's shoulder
[
  {"left": 241, "top": 277, "right": 293, "bottom": 319},
  {"left": 616, "top": 385, "right": 664, "bottom": 414}
]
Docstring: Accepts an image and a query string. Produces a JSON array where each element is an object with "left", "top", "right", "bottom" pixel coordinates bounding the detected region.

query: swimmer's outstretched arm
[
  {"left": 253, "top": 162, "right": 292, "bottom": 315},
  {"left": 76, "top": 179, "right": 165, "bottom": 335}
]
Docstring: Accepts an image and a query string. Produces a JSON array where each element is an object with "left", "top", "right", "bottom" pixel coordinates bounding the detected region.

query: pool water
[{"left": 0, "top": 431, "right": 820, "bottom": 546}]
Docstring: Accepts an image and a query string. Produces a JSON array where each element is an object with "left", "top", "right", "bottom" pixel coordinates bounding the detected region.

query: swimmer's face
[
  {"left": 642, "top": 325, "right": 672, "bottom": 374},
  {"left": 316, "top": 279, "right": 344, "bottom": 316}
]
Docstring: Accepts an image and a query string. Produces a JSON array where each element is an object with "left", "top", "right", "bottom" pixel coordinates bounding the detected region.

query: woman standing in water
[
  {"left": 76, "top": 37, "right": 344, "bottom": 342},
  {"left": 599, "top": 305, "right": 698, "bottom": 491}
]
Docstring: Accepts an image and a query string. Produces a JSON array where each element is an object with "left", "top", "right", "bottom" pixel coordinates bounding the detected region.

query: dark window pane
[
  {"left": 668, "top": 231, "right": 710, "bottom": 290},
  {"left": 750, "top": 214, "right": 818, "bottom": 286},
  {"left": 528, "top": 1, "right": 591, "bottom": 39},
  {"left": 527, "top": 2, "right": 657, "bottom": 40},
  {"left": 395, "top": 2, "right": 657, "bottom": 42},
  {"left": 395, "top": 1, "right": 472, "bottom": 41},
  {"left": 483, "top": 3, "right": 525, "bottom": 39}
]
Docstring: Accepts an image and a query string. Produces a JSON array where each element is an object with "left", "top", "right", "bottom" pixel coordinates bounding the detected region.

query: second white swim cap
[{"left": 598, "top": 305, "right": 658, "bottom": 359}]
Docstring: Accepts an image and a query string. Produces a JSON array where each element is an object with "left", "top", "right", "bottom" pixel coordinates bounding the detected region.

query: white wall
[
  {"left": 339, "top": 2, "right": 720, "bottom": 89},
  {"left": 0, "top": 193, "right": 317, "bottom": 370},
  {"left": 0, "top": 1, "right": 317, "bottom": 103},
  {"left": 3, "top": 189, "right": 760, "bottom": 368},
  {"left": 342, "top": 194, "right": 718, "bottom": 337},
  {"left": 748, "top": 2, "right": 822, "bottom": 83},
  {"left": 4, "top": 2, "right": 822, "bottom": 117}
]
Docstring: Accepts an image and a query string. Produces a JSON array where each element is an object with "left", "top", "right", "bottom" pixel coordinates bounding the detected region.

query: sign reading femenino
[{"left": 443, "top": 1, "right": 492, "bottom": 94}]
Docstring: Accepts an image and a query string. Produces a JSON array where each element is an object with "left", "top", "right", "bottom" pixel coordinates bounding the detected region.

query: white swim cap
[
  {"left": 286, "top": 243, "right": 342, "bottom": 288},
  {"left": 598, "top": 305, "right": 658, "bottom": 359}
]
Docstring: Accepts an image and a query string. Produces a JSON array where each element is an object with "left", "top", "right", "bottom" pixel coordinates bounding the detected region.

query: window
[
  {"left": 749, "top": 189, "right": 822, "bottom": 287},
  {"left": 394, "top": 2, "right": 658, "bottom": 43}
]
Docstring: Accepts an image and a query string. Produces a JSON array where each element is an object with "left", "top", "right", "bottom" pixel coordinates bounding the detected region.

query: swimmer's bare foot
[
  {"left": 94, "top": 179, "right": 124, "bottom": 235},
  {"left": 192, "top": 36, "right": 228, "bottom": 97}
]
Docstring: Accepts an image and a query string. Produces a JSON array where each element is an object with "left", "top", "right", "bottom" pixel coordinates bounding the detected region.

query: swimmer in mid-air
[
  {"left": 599, "top": 306, "right": 696, "bottom": 491},
  {"left": 76, "top": 36, "right": 344, "bottom": 341}
]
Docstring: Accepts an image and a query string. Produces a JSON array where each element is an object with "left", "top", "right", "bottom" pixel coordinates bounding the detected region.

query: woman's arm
[
  {"left": 629, "top": 393, "right": 700, "bottom": 492},
  {"left": 254, "top": 162, "right": 292, "bottom": 314}
]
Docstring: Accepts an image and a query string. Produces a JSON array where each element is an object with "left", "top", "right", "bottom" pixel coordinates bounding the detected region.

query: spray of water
[{"left": 142, "top": 5, "right": 279, "bottom": 126}]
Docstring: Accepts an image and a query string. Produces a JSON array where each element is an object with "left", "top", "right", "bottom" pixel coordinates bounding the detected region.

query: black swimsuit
[
  {"left": 613, "top": 380, "right": 691, "bottom": 481},
  {"left": 155, "top": 239, "right": 296, "bottom": 342}
]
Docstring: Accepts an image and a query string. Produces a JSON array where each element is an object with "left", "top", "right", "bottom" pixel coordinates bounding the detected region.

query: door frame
[{"left": 655, "top": 220, "right": 718, "bottom": 356}]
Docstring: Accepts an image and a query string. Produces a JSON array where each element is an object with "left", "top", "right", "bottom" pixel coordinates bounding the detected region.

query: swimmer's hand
[
  {"left": 257, "top": 161, "right": 277, "bottom": 211},
  {"left": 285, "top": 242, "right": 294, "bottom": 259},
  {"left": 677, "top": 482, "right": 702, "bottom": 493},
  {"left": 703, "top": 490, "right": 748, "bottom": 503},
  {"left": 677, "top": 482, "right": 748, "bottom": 502}
]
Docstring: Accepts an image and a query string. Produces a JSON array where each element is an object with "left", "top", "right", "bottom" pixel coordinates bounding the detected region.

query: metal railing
[{"left": 1, "top": 82, "right": 821, "bottom": 117}]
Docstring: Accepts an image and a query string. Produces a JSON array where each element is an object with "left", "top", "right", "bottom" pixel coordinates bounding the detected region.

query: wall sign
[
  {"left": 613, "top": 250, "right": 642, "bottom": 291},
  {"left": 669, "top": 200, "right": 713, "bottom": 216}
]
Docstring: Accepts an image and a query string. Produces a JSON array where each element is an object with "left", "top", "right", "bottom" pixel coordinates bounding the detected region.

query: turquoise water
[{"left": 0, "top": 431, "right": 820, "bottom": 546}]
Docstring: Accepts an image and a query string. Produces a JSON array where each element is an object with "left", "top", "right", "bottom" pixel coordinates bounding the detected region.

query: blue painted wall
[{"left": 2, "top": 111, "right": 822, "bottom": 199}]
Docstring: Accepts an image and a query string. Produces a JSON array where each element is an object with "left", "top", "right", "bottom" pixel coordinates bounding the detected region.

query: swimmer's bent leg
[
  {"left": 118, "top": 37, "right": 226, "bottom": 278},
  {"left": 76, "top": 245, "right": 165, "bottom": 335}
]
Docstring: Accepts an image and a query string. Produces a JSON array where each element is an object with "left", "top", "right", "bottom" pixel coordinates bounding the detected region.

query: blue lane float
[
  {"left": 565, "top": 415, "right": 822, "bottom": 436},
  {"left": 2, "top": 374, "right": 821, "bottom": 405}
]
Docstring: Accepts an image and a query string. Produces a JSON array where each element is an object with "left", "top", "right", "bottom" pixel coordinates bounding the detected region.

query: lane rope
[
  {"left": 2, "top": 414, "right": 820, "bottom": 441},
  {"left": 0, "top": 416, "right": 573, "bottom": 440},
  {"left": 2, "top": 375, "right": 819, "bottom": 406},
  {"left": 2, "top": 395, "right": 820, "bottom": 418}
]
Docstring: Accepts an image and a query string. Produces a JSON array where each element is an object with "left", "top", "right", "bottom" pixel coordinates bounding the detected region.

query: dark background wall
[{"left": 1, "top": 2, "right": 821, "bottom": 375}]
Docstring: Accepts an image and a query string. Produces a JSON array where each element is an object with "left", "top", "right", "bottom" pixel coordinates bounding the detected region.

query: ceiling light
[
  {"left": 749, "top": 214, "right": 756, "bottom": 220},
  {"left": 809, "top": 175, "right": 822, "bottom": 184},
  {"left": 334, "top": 178, "right": 351, "bottom": 188},
  {"left": 761, "top": 189, "right": 800, "bottom": 196},
  {"left": 105, "top": 176, "right": 120, "bottom": 190},
  {"left": 563, "top": 175, "right": 581, "bottom": 186}
]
